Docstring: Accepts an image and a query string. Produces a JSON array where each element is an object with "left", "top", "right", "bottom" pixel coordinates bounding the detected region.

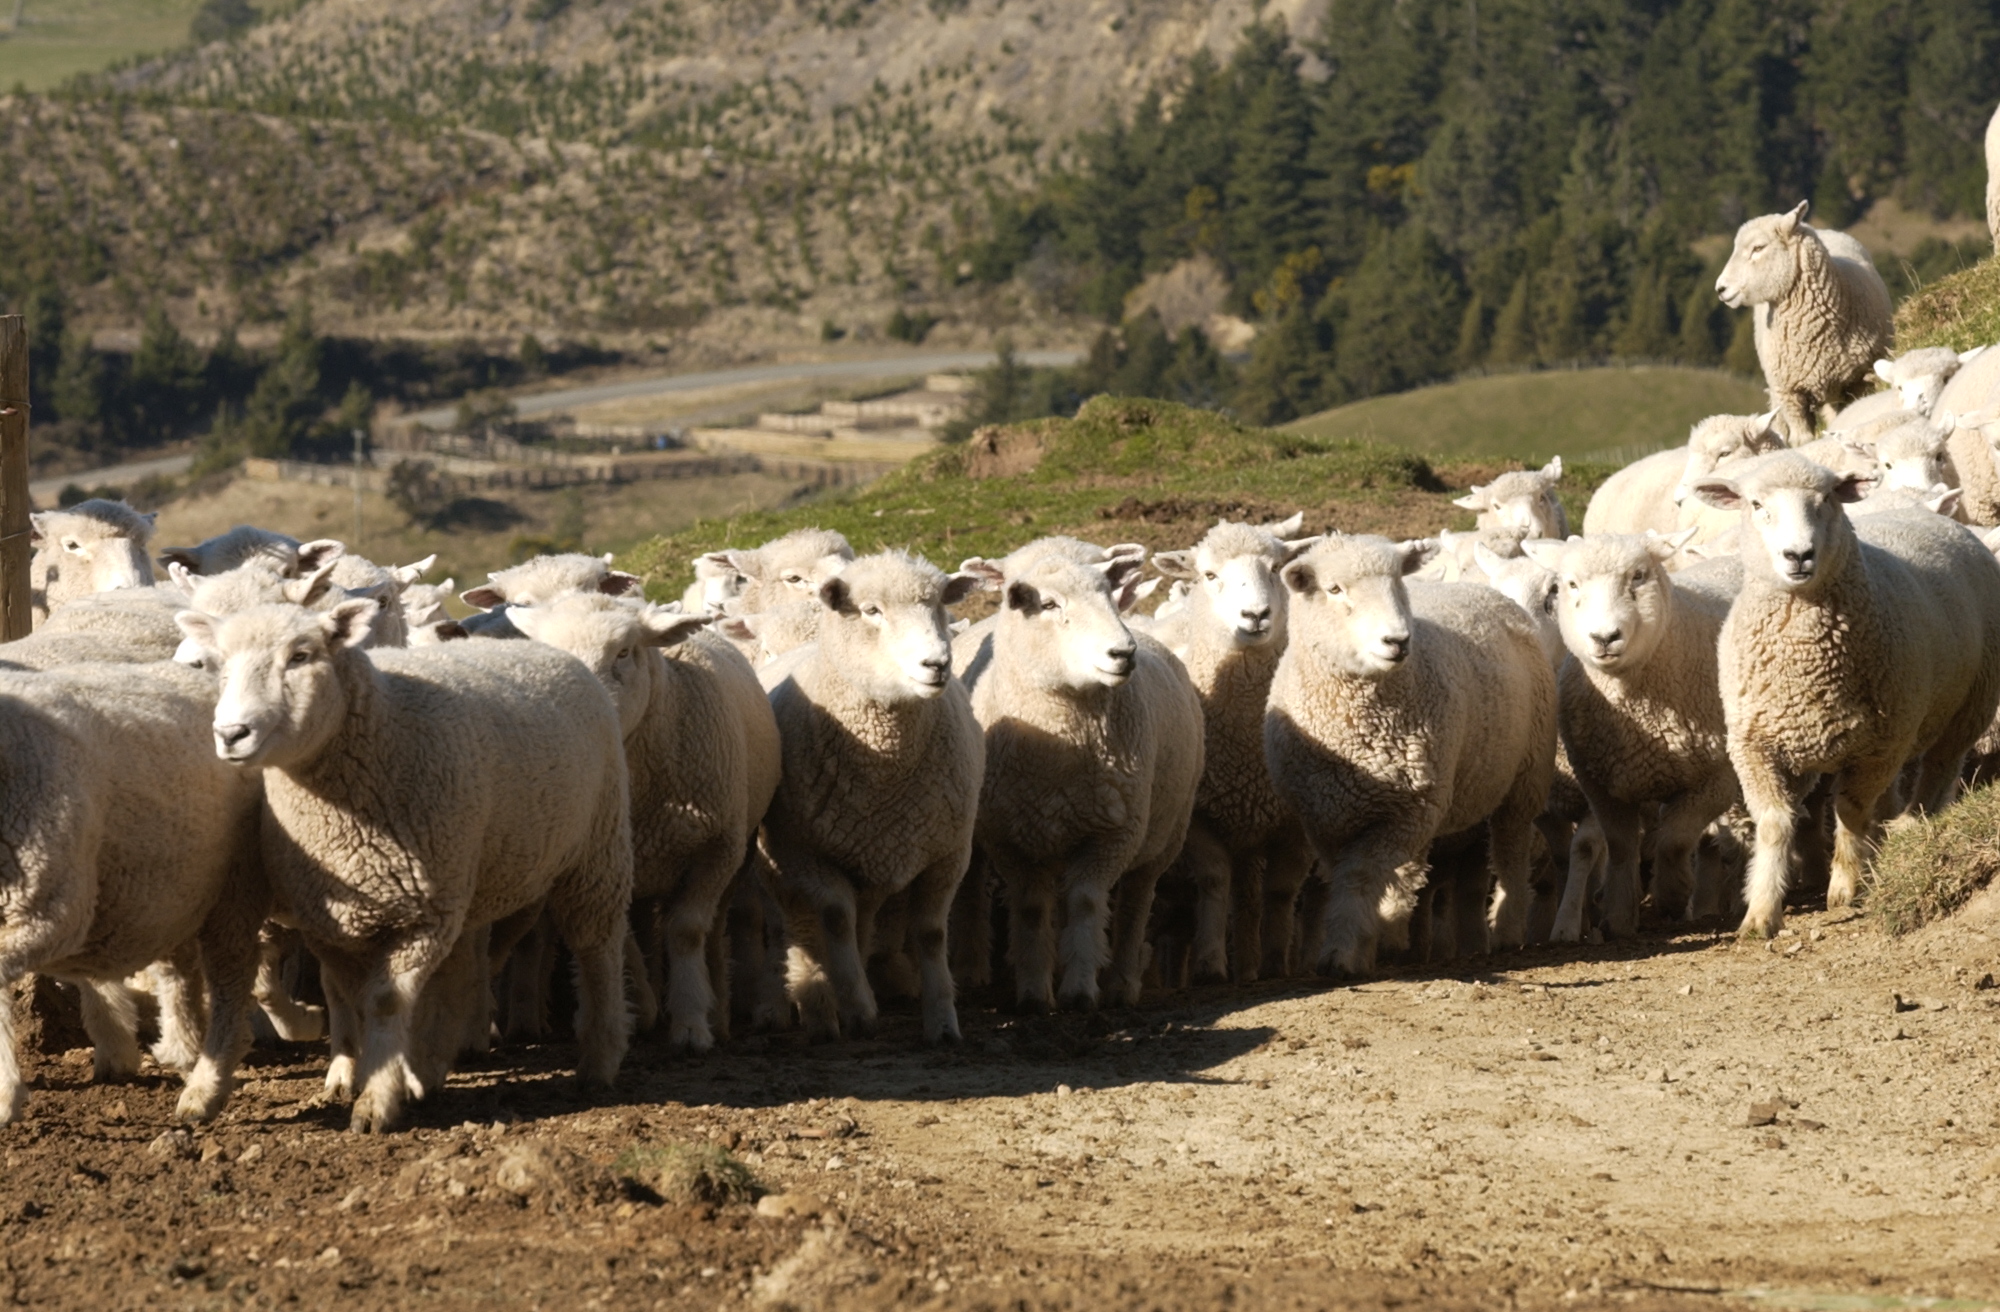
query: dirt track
[{"left": 6, "top": 895, "right": 2000, "bottom": 1311}]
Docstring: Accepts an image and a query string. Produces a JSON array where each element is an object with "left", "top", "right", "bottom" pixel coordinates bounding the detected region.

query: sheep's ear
[
  {"left": 722, "top": 549, "right": 763, "bottom": 579},
  {"left": 434, "top": 620, "right": 469, "bottom": 642},
  {"left": 174, "top": 610, "right": 217, "bottom": 653},
  {"left": 285, "top": 558, "right": 343, "bottom": 607},
  {"left": 638, "top": 606, "right": 711, "bottom": 648},
  {"left": 1781, "top": 199, "right": 1809, "bottom": 231},
  {"left": 1262, "top": 511, "right": 1305, "bottom": 538},
  {"left": 814, "top": 552, "right": 851, "bottom": 580},
  {"left": 1006, "top": 581, "right": 1043, "bottom": 614},
  {"left": 321, "top": 598, "right": 378, "bottom": 651},
  {"left": 1926, "top": 487, "right": 1962, "bottom": 517},
  {"left": 1520, "top": 539, "right": 1565, "bottom": 570},
  {"left": 505, "top": 604, "right": 547, "bottom": 642},
  {"left": 1874, "top": 358, "right": 1896, "bottom": 384},
  {"left": 1961, "top": 345, "right": 1988, "bottom": 365},
  {"left": 596, "top": 570, "right": 643, "bottom": 597},
  {"left": 1647, "top": 526, "right": 1699, "bottom": 560},
  {"left": 1691, "top": 479, "right": 1745, "bottom": 511},
  {"left": 1833, "top": 472, "right": 1877, "bottom": 503},
  {"left": 159, "top": 548, "right": 202, "bottom": 574},
  {"left": 140, "top": 510, "right": 158, "bottom": 528},
  {"left": 1279, "top": 559, "right": 1316, "bottom": 595},
  {"left": 818, "top": 575, "right": 854, "bottom": 615},
  {"left": 28, "top": 512, "right": 48, "bottom": 544},
  {"left": 167, "top": 561, "right": 197, "bottom": 593},
  {"left": 461, "top": 584, "right": 506, "bottom": 610},
  {"left": 1539, "top": 455, "right": 1563, "bottom": 482},
  {"left": 437, "top": 577, "right": 455, "bottom": 593},
  {"left": 948, "top": 617, "right": 969, "bottom": 635},
  {"left": 1104, "top": 542, "right": 1148, "bottom": 563},
  {"left": 601, "top": 552, "right": 616, "bottom": 565},
  {"left": 716, "top": 615, "right": 760, "bottom": 643},
  {"left": 1114, "top": 571, "right": 1155, "bottom": 614},
  {"left": 698, "top": 550, "right": 742, "bottom": 578},
  {"left": 295, "top": 539, "right": 346, "bottom": 576},
  {"left": 956, "top": 558, "right": 1005, "bottom": 592},
  {"left": 940, "top": 572, "right": 984, "bottom": 606},
  {"left": 1096, "top": 554, "right": 1145, "bottom": 591},
  {"left": 1397, "top": 539, "right": 1440, "bottom": 576},
  {"left": 391, "top": 554, "right": 438, "bottom": 586},
  {"left": 1451, "top": 492, "right": 1484, "bottom": 511},
  {"left": 1279, "top": 535, "right": 1321, "bottom": 564},
  {"left": 1150, "top": 550, "right": 1198, "bottom": 581}
]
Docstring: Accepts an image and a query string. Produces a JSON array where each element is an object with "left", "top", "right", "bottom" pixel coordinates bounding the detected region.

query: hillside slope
[{"left": 1895, "top": 253, "right": 2000, "bottom": 354}]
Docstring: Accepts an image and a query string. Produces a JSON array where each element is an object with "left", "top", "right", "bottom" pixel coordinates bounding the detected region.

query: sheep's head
[
  {"left": 400, "top": 578, "right": 456, "bottom": 633},
  {"left": 972, "top": 547, "right": 1143, "bottom": 692},
  {"left": 1873, "top": 346, "right": 1975, "bottom": 416},
  {"left": 687, "top": 553, "right": 748, "bottom": 614},
  {"left": 1452, "top": 458, "right": 1565, "bottom": 537},
  {"left": 462, "top": 551, "right": 641, "bottom": 611},
  {"left": 704, "top": 528, "right": 855, "bottom": 613},
  {"left": 29, "top": 499, "right": 158, "bottom": 614},
  {"left": 510, "top": 594, "right": 710, "bottom": 736},
  {"left": 1522, "top": 531, "right": 1694, "bottom": 674},
  {"left": 157, "top": 525, "right": 322, "bottom": 578},
  {"left": 1870, "top": 417, "right": 1951, "bottom": 493},
  {"left": 1280, "top": 535, "right": 1438, "bottom": 679},
  {"left": 1472, "top": 542, "right": 1564, "bottom": 668},
  {"left": 1716, "top": 200, "right": 1811, "bottom": 309},
  {"left": 1674, "top": 413, "right": 1786, "bottom": 503},
  {"left": 812, "top": 551, "right": 979, "bottom": 701},
  {"left": 1151, "top": 515, "right": 1318, "bottom": 648},
  {"left": 177, "top": 598, "right": 380, "bottom": 767},
  {"left": 1690, "top": 451, "right": 1872, "bottom": 594}
]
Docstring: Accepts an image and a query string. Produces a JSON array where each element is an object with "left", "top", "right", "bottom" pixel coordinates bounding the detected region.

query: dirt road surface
[{"left": 5, "top": 897, "right": 1999, "bottom": 1311}]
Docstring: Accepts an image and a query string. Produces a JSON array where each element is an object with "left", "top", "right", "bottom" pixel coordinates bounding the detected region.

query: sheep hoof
[
  {"left": 667, "top": 1022, "right": 716, "bottom": 1054},
  {"left": 0, "top": 1084, "right": 25, "bottom": 1127},
  {"left": 1055, "top": 990, "right": 1098, "bottom": 1014},
  {"left": 1009, "top": 994, "right": 1052, "bottom": 1017},
  {"left": 348, "top": 1093, "right": 404, "bottom": 1135},
  {"left": 174, "top": 1077, "right": 228, "bottom": 1124},
  {"left": 1189, "top": 966, "right": 1228, "bottom": 987}
]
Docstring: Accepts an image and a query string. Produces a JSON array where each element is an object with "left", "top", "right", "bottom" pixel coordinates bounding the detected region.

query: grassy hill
[
  {"left": 617, "top": 396, "right": 1576, "bottom": 602},
  {"left": 1894, "top": 252, "right": 2000, "bottom": 353},
  {"left": 1282, "top": 367, "right": 1769, "bottom": 466},
  {"left": 0, "top": 0, "right": 198, "bottom": 92}
]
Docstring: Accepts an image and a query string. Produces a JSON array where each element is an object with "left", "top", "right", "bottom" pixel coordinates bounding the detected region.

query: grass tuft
[
  {"left": 613, "top": 1142, "right": 759, "bottom": 1207},
  {"left": 1866, "top": 785, "right": 2000, "bottom": 935},
  {"left": 1894, "top": 254, "right": 2000, "bottom": 354}
]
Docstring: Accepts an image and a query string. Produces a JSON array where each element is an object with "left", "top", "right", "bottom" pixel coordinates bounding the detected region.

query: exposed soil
[{"left": 7, "top": 895, "right": 2000, "bottom": 1312}]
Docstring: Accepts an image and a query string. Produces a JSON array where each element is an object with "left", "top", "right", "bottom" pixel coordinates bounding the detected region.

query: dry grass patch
[
  {"left": 615, "top": 1142, "right": 760, "bottom": 1207},
  {"left": 1867, "top": 784, "right": 2000, "bottom": 935}
]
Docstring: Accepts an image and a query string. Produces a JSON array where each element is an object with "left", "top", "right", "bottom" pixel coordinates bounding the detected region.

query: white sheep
[
  {"left": 700, "top": 528, "right": 856, "bottom": 616},
  {"left": 682, "top": 554, "right": 747, "bottom": 615},
  {"left": 29, "top": 500, "right": 157, "bottom": 625},
  {"left": 510, "top": 596, "right": 779, "bottom": 1050},
  {"left": 459, "top": 552, "right": 643, "bottom": 637},
  {"left": 1845, "top": 412, "right": 1953, "bottom": 495},
  {"left": 1418, "top": 526, "right": 1528, "bottom": 582},
  {"left": 1690, "top": 450, "right": 2000, "bottom": 936},
  {"left": 1989, "top": 100, "right": 2000, "bottom": 253},
  {"left": 758, "top": 551, "right": 985, "bottom": 1041},
  {"left": 954, "top": 541, "right": 1204, "bottom": 1010},
  {"left": 1520, "top": 532, "right": 1742, "bottom": 940},
  {"left": 400, "top": 576, "right": 461, "bottom": 645},
  {"left": 1, "top": 585, "right": 190, "bottom": 670},
  {"left": 1146, "top": 515, "right": 1318, "bottom": 982},
  {"left": 1715, "top": 200, "right": 1894, "bottom": 442},
  {"left": 176, "top": 598, "right": 635, "bottom": 1131},
  {"left": 1264, "top": 535, "right": 1555, "bottom": 974},
  {"left": 0, "top": 660, "right": 265, "bottom": 1126},
  {"left": 157, "top": 525, "right": 323, "bottom": 577},
  {"left": 1453, "top": 458, "right": 1568, "bottom": 539}
]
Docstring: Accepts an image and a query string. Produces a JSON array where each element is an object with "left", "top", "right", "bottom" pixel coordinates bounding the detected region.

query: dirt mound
[{"left": 959, "top": 423, "right": 1052, "bottom": 480}]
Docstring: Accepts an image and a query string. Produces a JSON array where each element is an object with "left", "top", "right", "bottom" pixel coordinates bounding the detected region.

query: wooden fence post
[{"left": 0, "top": 314, "right": 29, "bottom": 641}]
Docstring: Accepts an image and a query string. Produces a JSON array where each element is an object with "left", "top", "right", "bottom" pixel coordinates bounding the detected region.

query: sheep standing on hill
[
  {"left": 1453, "top": 458, "right": 1568, "bottom": 539},
  {"left": 1691, "top": 451, "right": 2000, "bottom": 936},
  {"left": 956, "top": 540, "right": 1204, "bottom": 1010},
  {"left": 0, "top": 661, "right": 266, "bottom": 1126},
  {"left": 29, "top": 500, "right": 157, "bottom": 625},
  {"left": 177, "top": 598, "right": 634, "bottom": 1131},
  {"left": 1265, "top": 536, "right": 1555, "bottom": 974},
  {"left": 758, "top": 552, "right": 984, "bottom": 1042},
  {"left": 1521, "top": 533, "right": 1742, "bottom": 939},
  {"left": 512, "top": 596, "right": 778, "bottom": 1050},
  {"left": 1147, "top": 515, "right": 1318, "bottom": 982},
  {"left": 1715, "top": 201, "right": 1894, "bottom": 443}
]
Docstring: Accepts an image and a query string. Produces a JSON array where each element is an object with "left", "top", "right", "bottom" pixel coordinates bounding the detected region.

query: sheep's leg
[
  {"left": 624, "top": 921, "right": 659, "bottom": 1038},
  {"left": 453, "top": 923, "right": 493, "bottom": 1060},
  {"left": 176, "top": 878, "right": 265, "bottom": 1124},
  {"left": 316, "top": 952, "right": 365, "bottom": 1102},
  {"left": 1486, "top": 805, "right": 1537, "bottom": 951},
  {"left": 1588, "top": 797, "right": 1645, "bottom": 940},
  {"left": 1650, "top": 781, "right": 1738, "bottom": 923},
  {"left": 79, "top": 979, "right": 143, "bottom": 1083},
  {"left": 830, "top": 886, "right": 884, "bottom": 1038},
  {"left": 1259, "top": 823, "right": 1312, "bottom": 978},
  {"left": 663, "top": 834, "right": 744, "bottom": 1052},
  {"left": 705, "top": 899, "right": 732, "bottom": 1044},
  {"left": 1055, "top": 848, "right": 1126, "bottom": 1011},
  {"left": 1735, "top": 753, "right": 1810, "bottom": 939},
  {"left": 1311, "top": 827, "right": 1420, "bottom": 977},
  {"left": 0, "top": 975, "right": 22, "bottom": 1126},
  {"left": 748, "top": 874, "right": 792, "bottom": 1033},
  {"left": 149, "top": 950, "right": 205, "bottom": 1073},
  {"left": 1106, "top": 857, "right": 1171, "bottom": 1009},
  {"left": 253, "top": 925, "right": 325, "bottom": 1043},
  {"left": 1828, "top": 758, "right": 1902, "bottom": 911},
  {"left": 349, "top": 935, "right": 449, "bottom": 1134},
  {"left": 948, "top": 852, "right": 994, "bottom": 990},
  {"left": 545, "top": 874, "right": 631, "bottom": 1092},
  {"left": 906, "top": 856, "right": 967, "bottom": 1044},
  {"left": 1552, "top": 813, "right": 1606, "bottom": 943},
  {"left": 726, "top": 869, "right": 764, "bottom": 1033},
  {"left": 1410, "top": 880, "right": 1440, "bottom": 963},
  {"left": 1773, "top": 389, "right": 1817, "bottom": 445},
  {"left": 867, "top": 890, "right": 921, "bottom": 1002},
  {"left": 1294, "top": 865, "right": 1328, "bottom": 973},
  {"left": 1455, "top": 860, "right": 1493, "bottom": 958},
  {"left": 1228, "top": 845, "right": 1267, "bottom": 985},
  {"left": 1174, "top": 823, "right": 1232, "bottom": 985},
  {"left": 994, "top": 849, "right": 1058, "bottom": 1012},
  {"left": 500, "top": 914, "right": 554, "bottom": 1043}
]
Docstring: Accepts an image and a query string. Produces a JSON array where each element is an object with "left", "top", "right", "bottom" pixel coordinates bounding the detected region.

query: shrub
[{"left": 613, "top": 1143, "right": 757, "bottom": 1207}]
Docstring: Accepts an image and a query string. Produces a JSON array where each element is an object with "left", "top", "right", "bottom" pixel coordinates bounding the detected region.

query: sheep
[
  {"left": 1689, "top": 450, "right": 2000, "bottom": 936},
  {"left": 1845, "top": 413, "right": 1953, "bottom": 495},
  {"left": 1715, "top": 200, "right": 1895, "bottom": 443},
  {"left": 399, "top": 576, "right": 461, "bottom": 645},
  {"left": 1418, "top": 526, "right": 1528, "bottom": 582},
  {"left": 1930, "top": 409, "right": 2000, "bottom": 526},
  {"left": 459, "top": 552, "right": 643, "bottom": 637},
  {"left": 0, "top": 585, "right": 190, "bottom": 670},
  {"left": 0, "top": 660, "right": 266, "bottom": 1126},
  {"left": 29, "top": 500, "right": 157, "bottom": 625},
  {"left": 1453, "top": 458, "right": 1568, "bottom": 539},
  {"left": 1937, "top": 345, "right": 2000, "bottom": 422},
  {"left": 509, "top": 596, "right": 778, "bottom": 1050},
  {"left": 1145, "top": 515, "right": 1319, "bottom": 983},
  {"left": 682, "top": 554, "right": 747, "bottom": 615},
  {"left": 757, "top": 551, "right": 985, "bottom": 1041},
  {"left": 700, "top": 528, "right": 855, "bottom": 617},
  {"left": 1989, "top": 100, "right": 2000, "bottom": 253},
  {"left": 157, "top": 525, "right": 329, "bottom": 577},
  {"left": 954, "top": 541, "right": 1204, "bottom": 1011},
  {"left": 1264, "top": 535, "right": 1555, "bottom": 974},
  {"left": 715, "top": 598, "right": 823, "bottom": 668},
  {"left": 175, "top": 598, "right": 634, "bottom": 1132},
  {"left": 1519, "top": 532, "right": 1742, "bottom": 940},
  {"left": 1839, "top": 346, "right": 1986, "bottom": 428}
]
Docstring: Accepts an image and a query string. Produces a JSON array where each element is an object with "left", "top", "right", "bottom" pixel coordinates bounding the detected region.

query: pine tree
[
  {"left": 1675, "top": 281, "right": 1723, "bottom": 365},
  {"left": 1224, "top": 29, "right": 1314, "bottom": 298},
  {"left": 1613, "top": 267, "right": 1674, "bottom": 361},
  {"left": 129, "top": 307, "right": 209, "bottom": 442},
  {"left": 52, "top": 328, "right": 107, "bottom": 429},
  {"left": 1724, "top": 308, "right": 1762, "bottom": 379},
  {"left": 1488, "top": 275, "right": 1533, "bottom": 367},
  {"left": 1453, "top": 293, "right": 1489, "bottom": 373},
  {"left": 1234, "top": 302, "right": 1329, "bottom": 425},
  {"left": 237, "top": 306, "right": 326, "bottom": 459}
]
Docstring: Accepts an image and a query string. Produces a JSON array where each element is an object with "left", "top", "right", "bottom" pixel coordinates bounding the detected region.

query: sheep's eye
[
  {"left": 1203, "top": 571, "right": 1217, "bottom": 582},
  {"left": 1566, "top": 579, "right": 1578, "bottom": 592},
  {"left": 617, "top": 648, "right": 632, "bottom": 662},
  {"left": 62, "top": 538, "right": 82, "bottom": 553},
  {"left": 1750, "top": 500, "right": 1763, "bottom": 512},
  {"left": 861, "top": 605, "right": 881, "bottom": 618},
  {"left": 1632, "top": 570, "right": 1648, "bottom": 585},
  {"left": 288, "top": 649, "right": 311, "bottom": 667},
  {"left": 1040, "top": 599, "right": 1059, "bottom": 612},
  {"left": 783, "top": 573, "right": 804, "bottom": 584},
  {"left": 1326, "top": 583, "right": 1343, "bottom": 597}
]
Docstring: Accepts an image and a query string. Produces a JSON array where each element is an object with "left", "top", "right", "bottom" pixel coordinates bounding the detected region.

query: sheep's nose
[
  {"left": 1782, "top": 547, "right": 1815, "bottom": 570},
  {"left": 1106, "top": 641, "right": 1136, "bottom": 667},
  {"left": 1242, "top": 606, "right": 1271, "bottom": 625},
  {"left": 920, "top": 654, "right": 949, "bottom": 674},
  {"left": 1380, "top": 634, "right": 1410, "bottom": 662},
  {"left": 215, "top": 724, "right": 252, "bottom": 749},
  {"left": 1590, "top": 629, "right": 1622, "bottom": 652}
]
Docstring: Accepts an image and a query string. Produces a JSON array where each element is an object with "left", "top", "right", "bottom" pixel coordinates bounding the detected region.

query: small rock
[
  {"left": 1677, "top": 984, "right": 1693, "bottom": 997},
  {"left": 334, "top": 1185, "right": 368, "bottom": 1213},
  {"left": 199, "top": 1141, "right": 227, "bottom": 1165},
  {"left": 1746, "top": 1101, "right": 1783, "bottom": 1127},
  {"left": 493, "top": 1142, "right": 581, "bottom": 1198},
  {"left": 824, "top": 1155, "right": 846, "bottom": 1171},
  {"left": 445, "top": 1177, "right": 470, "bottom": 1199},
  {"left": 1794, "top": 1118, "right": 1826, "bottom": 1131},
  {"left": 825, "top": 1115, "right": 858, "bottom": 1139},
  {"left": 316, "top": 1246, "right": 341, "bottom": 1265},
  {"left": 1756, "top": 1131, "right": 1784, "bottom": 1150},
  {"left": 1646, "top": 1068, "right": 1669, "bottom": 1084},
  {"left": 1056, "top": 1084, "right": 1073, "bottom": 1099},
  {"left": 102, "top": 1100, "right": 129, "bottom": 1124},
  {"left": 755, "top": 1191, "right": 826, "bottom": 1220},
  {"left": 1891, "top": 992, "right": 1919, "bottom": 1014},
  {"left": 1923, "top": 998, "right": 1948, "bottom": 1012},
  {"left": 236, "top": 1144, "right": 265, "bottom": 1167},
  {"left": 1975, "top": 974, "right": 1996, "bottom": 991},
  {"left": 147, "top": 1128, "right": 197, "bottom": 1161}
]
